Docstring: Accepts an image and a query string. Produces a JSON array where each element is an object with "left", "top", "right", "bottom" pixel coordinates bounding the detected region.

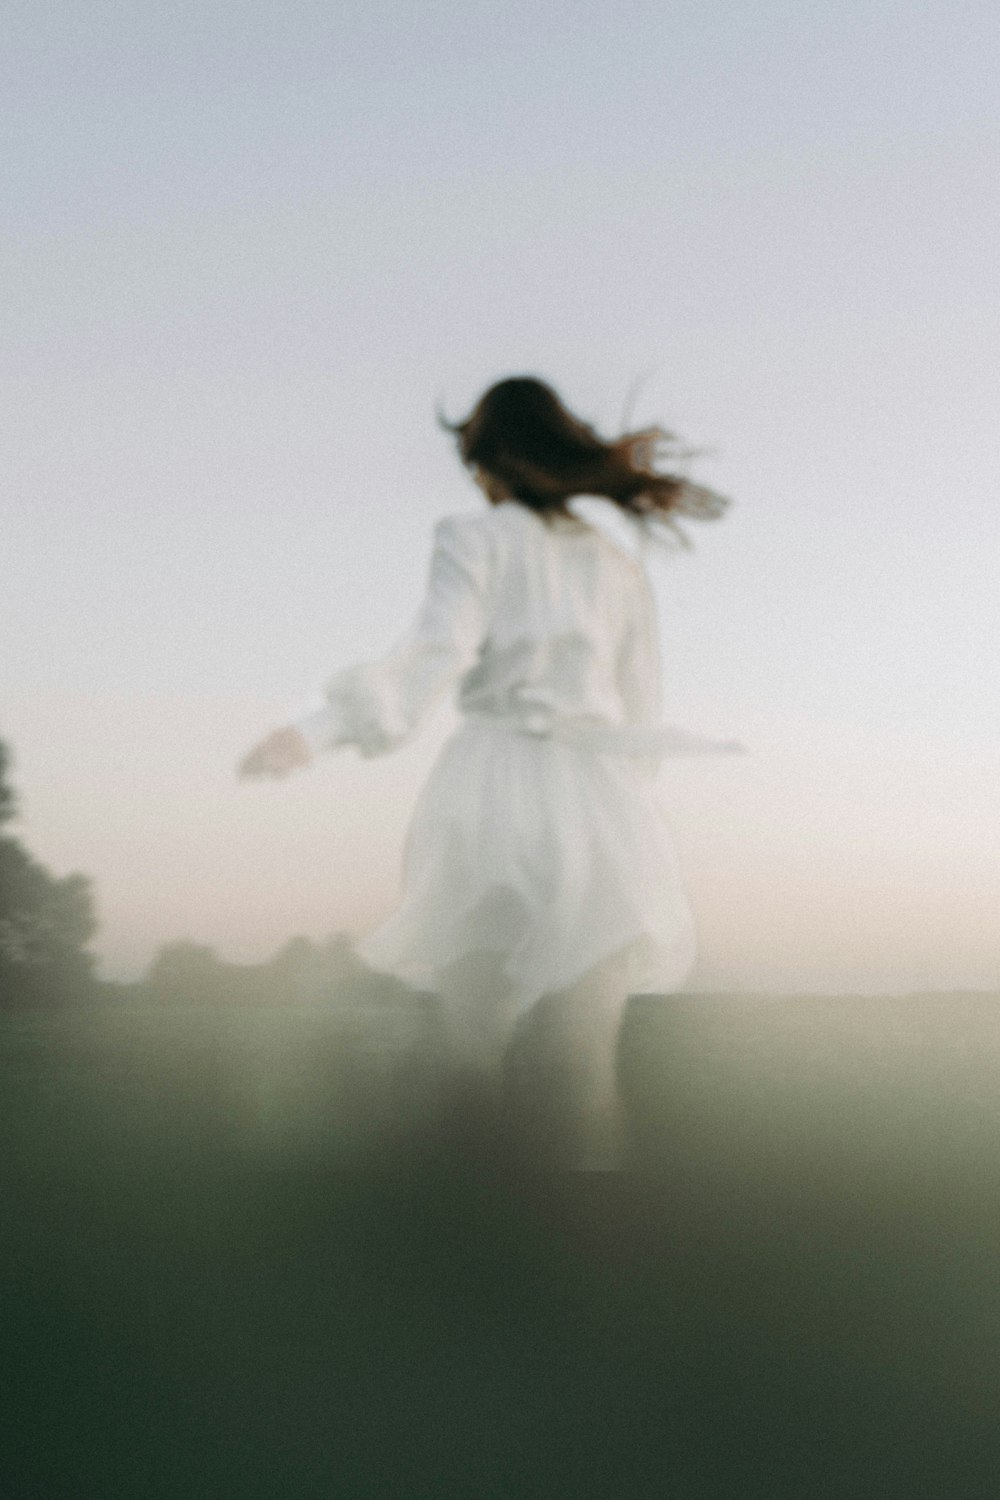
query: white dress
[{"left": 296, "top": 495, "right": 736, "bottom": 1079}]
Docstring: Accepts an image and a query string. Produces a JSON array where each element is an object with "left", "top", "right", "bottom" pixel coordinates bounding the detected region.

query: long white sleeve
[{"left": 296, "top": 515, "right": 494, "bottom": 758}]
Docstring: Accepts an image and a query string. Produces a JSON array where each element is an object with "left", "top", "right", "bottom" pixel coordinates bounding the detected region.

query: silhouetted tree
[
  {"left": 268, "top": 935, "right": 317, "bottom": 974},
  {"left": 0, "top": 739, "right": 98, "bottom": 1005},
  {"left": 146, "top": 941, "right": 227, "bottom": 1002},
  {"left": 140, "top": 931, "right": 376, "bottom": 1005},
  {"left": 0, "top": 742, "right": 16, "bottom": 828}
]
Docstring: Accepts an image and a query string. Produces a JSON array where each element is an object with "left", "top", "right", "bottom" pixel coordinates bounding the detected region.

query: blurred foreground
[{"left": 3, "top": 987, "right": 1000, "bottom": 1496}]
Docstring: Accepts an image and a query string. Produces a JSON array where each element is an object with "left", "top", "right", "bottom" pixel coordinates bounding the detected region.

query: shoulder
[
  {"left": 430, "top": 509, "right": 499, "bottom": 582},
  {"left": 432, "top": 509, "right": 497, "bottom": 553},
  {"left": 433, "top": 507, "right": 493, "bottom": 539}
]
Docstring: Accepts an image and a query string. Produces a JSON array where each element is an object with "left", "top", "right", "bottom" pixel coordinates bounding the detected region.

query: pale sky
[{"left": 4, "top": 0, "right": 999, "bottom": 993}]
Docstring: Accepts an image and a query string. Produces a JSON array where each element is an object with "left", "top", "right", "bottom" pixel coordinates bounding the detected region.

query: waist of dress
[{"left": 461, "top": 709, "right": 742, "bottom": 758}]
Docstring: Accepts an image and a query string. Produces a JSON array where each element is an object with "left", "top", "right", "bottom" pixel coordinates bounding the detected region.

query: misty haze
[{"left": 5, "top": 0, "right": 1000, "bottom": 1492}]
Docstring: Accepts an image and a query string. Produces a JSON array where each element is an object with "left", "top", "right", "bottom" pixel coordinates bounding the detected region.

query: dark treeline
[
  {"left": 0, "top": 735, "right": 386, "bottom": 1009},
  {"left": 140, "top": 931, "right": 381, "bottom": 1006},
  {"left": 0, "top": 740, "right": 98, "bottom": 1008},
  {"left": 4, "top": 739, "right": 1000, "bottom": 1497}
]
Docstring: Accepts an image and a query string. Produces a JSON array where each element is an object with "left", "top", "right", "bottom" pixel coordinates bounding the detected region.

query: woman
[{"left": 240, "top": 376, "right": 739, "bottom": 1167}]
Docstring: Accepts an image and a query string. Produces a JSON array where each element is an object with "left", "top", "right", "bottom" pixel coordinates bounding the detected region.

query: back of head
[{"left": 441, "top": 376, "right": 728, "bottom": 536}]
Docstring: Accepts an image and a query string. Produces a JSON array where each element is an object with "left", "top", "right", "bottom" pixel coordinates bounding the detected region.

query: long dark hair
[{"left": 441, "top": 376, "right": 728, "bottom": 536}]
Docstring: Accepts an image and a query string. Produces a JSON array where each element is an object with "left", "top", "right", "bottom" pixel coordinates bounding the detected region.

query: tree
[
  {"left": 146, "top": 941, "right": 227, "bottom": 1003},
  {"left": 0, "top": 739, "right": 98, "bottom": 1005},
  {"left": 0, "top": 741, "right": 16, "bottom": 828}
]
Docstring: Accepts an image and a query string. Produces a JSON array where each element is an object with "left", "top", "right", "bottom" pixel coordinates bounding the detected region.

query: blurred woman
[{"left": 240, "top": 376, "right": 739, "bottom": 1167}]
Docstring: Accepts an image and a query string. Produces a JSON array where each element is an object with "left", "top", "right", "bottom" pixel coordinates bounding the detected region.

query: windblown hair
[{"left": 441, "top": 376, "right": 728, "bottom": 537}]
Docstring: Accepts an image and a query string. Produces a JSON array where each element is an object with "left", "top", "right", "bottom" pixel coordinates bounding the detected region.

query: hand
[{"left": 238, "top": 726, "right": 313, "bottom": 780}]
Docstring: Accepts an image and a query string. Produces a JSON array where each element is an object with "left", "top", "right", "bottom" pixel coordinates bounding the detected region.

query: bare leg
[
  {"left": 504, "top": 948, "right": 630, "bottom": 1170},
  {"left": 550, "top": 952, "right": 629, "bottom": 1169},
  {"left": 431, "top": 951, "right": 527, "bottom": 1156},
  {"left": 435, "top": 950, "right": 525, "bottom": 1076},
  {"left": 432, "top": 945, "right": 632, "bottom": 1169}
]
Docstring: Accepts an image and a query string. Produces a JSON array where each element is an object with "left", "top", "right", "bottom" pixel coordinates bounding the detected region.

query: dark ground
[{"left": 2, "top": 992, "right": 1000, "bottom": 1497}]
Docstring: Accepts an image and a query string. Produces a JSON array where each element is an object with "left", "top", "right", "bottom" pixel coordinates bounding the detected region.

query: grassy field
[{"left": 2, "top": 991, "right": 999, "bottom": 1496}]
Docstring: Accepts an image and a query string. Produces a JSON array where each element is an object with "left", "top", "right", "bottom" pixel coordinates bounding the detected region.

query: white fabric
[
  {"left": 297, "top": 497, "right": 739, "bottom": 766},
  {"left": 295, "top": 497, "right": 736, "bottom": 1107}
]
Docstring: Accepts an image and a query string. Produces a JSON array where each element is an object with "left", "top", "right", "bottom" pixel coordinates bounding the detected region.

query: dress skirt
[{"left": 354, "top": 715, "right": 698, "bottom": 1068}]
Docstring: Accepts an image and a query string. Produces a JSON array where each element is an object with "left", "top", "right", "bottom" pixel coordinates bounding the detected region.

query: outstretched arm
[{"left": 239, "top": 515, "right": 494, "bottom": 778}]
